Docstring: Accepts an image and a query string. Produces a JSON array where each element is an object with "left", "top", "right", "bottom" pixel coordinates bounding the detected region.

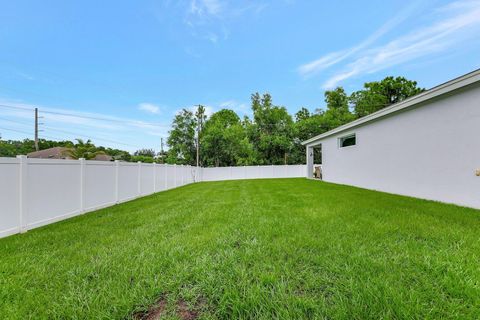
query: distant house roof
[
  {"left": 27, "top": 147, "right": 71, "bottom": 159},
  {"left": 27, "top": 147, "right": 113, "bottom": 161},
  {"left": 93, "top": 154, "right": 113, "bottom": 161},
  {"left": 302, "top": 68, "right": 480, "bottom": 146}
]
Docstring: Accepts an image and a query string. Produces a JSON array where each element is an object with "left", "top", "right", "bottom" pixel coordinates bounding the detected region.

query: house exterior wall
[{"left": 315, "top": 84, "right": 480, "bottom": 209}]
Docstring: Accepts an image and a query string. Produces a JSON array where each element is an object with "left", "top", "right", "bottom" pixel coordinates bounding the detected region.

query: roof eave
[{"left": 301, "top": 68, "right": 480, "bottom": 146}]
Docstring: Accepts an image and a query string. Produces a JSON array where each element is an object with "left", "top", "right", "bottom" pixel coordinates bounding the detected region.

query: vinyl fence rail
[{"left": 0, "top": 157, "right": 306, "bottom": 239}]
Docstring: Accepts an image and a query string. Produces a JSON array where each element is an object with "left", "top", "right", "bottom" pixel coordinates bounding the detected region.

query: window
[{"left": 339, "top": 134, "right": 356, "bottom": 148}]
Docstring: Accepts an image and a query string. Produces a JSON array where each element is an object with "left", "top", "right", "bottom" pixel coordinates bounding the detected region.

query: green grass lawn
[{"left": 1, "top": 179, "right": 480, "bottom": 319}]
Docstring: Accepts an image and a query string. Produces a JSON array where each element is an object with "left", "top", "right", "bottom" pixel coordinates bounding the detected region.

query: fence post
[
  {"left": 17, "top": 155, "right": 28, "bottom": 233},
  {"left": 137, "top": 161, "right": 142, "bottom": 197},
  {"left": 165, "top": 164, "right": 168, "bottom": 190},
  {"left": 153, "top": 163, "right": 157, "bottom": 193},
  {"left": 244, "top": 166, "right": 246, "bottom": 180},
  {"left": 79, "top": 158, "right": 86, "bottom": 213},
  {"left": 114, "top": 160, "right": 120, "bottom": 203},
  {"left": 181, "top": 164, "right": 184, "bottom": 185},
  {"left": 174, "top": 164, "right": 177, "bottom": 188}
]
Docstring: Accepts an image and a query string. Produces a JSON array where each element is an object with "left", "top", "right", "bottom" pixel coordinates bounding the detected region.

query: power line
[
  {"left": 0, "top": 115, "right": 160, "bottom": 150},
  {"left": 0, "top": 116, "right": 144, "bottom": 148},
  {"left": 42, "top": 125, "right": 143, "bottom": 148},
  {"left": 0, "top": 117, "right": 32, "bottom": 127},
  {"left": 0, "top": 126, "right": 76, "bottom": 142},
  {"left": 0, "top": 104, "right": 32, "bottom": 111},
  {"left": 0, "top": 126, "right": 32, "bottom": 136},
  {"left": 0, "top": 103, "right": 170, "bottom": 127}
]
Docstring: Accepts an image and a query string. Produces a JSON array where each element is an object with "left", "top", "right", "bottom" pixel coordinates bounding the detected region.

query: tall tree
[
  {"left": 290, "top": 109, "right": 325, "bottom": 164},
  {"left": 194, "top": 105, "right": 207, "bottom": 167},
  {"left": 249, "top": 93, "right": 294, "bottom": 165},
  {"left": 350, "top": 76, "right": 425, "bottom": 118},
  {"left": 322, "top": 87, "right": 355, "bottom": 131},
  {"left": 166, "top": 109, "right": 196, "bottom": 165},
  {"left": 201, "top": 109, "right": 253, "bottom": 167}
]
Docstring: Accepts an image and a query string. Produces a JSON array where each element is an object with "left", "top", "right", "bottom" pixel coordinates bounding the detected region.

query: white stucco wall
[{"left": 313, "top": 84, "right": 480, "bottom": 209}]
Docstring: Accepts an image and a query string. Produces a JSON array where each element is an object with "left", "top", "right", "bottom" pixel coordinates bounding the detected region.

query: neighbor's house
[
  {"left": 27, "top": 147, "right": 71, "bottom": 159},
  {"left": 27, "top": 147, "right": 112, "bottom": 161},
  {"left": 303, "top": 69, "right": 480, "bottom": 209}
]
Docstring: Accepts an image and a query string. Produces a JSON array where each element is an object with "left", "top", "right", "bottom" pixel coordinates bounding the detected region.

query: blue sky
[{"left": 1, "top": 0, "right": 479, "bottom": 152}]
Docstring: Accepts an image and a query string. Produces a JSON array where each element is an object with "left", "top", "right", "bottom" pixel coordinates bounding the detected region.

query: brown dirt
[
  {"left": 176, "top": 299, "right": 199, "bottom": 320},
  {"left": 132, "top": 294, "right": 205, "bottom": 320},
  {"left": 133, "top": 295, "right": 167, "bottom": 320}
]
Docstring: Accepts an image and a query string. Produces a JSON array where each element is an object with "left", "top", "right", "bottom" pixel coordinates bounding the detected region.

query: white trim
[{"left": 302, "top": 69, "right": 480, "bottom": 146}]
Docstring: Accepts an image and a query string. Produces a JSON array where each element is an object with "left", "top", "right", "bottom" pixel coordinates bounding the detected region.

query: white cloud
[
  {"left": 184, "top": 0, "right": 269, "bottom": 43},
  {"left": 189, "top": 0, "right": 222, "bottom": 17},
  {"left": 297, "top": 0, "right": 480, "bottom": 89},
  {"left": 138, "top": 102, "right": 161, "bottom": 114},
  {"left": 298, "top": 1, "right": 423, "bottom": 77},
  {"left": 321, "top": 0, "right": 480, "bottom": 88},
  {"left": 205, "top": 32, "right": 219, "bottom": 43}
]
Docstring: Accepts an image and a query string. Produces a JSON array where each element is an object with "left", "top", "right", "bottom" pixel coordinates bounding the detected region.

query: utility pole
[
  {"left": 160, "top": 137, "right": 164, "bottom": 164},
  {"left": 34, "top": 107, "right": 39, "bottom": 151},
  {"left": 195, "top": 105, "right": 205, "bottom": 168},
  {"left": 196, "top": 129, "right": 200, "bottom": 168}
]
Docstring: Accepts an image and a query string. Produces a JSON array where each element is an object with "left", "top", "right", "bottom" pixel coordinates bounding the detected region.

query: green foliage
[
  {"left": 351, "top": 76, "right": 425, "bottom": 118},
  {"left": 66, "top": 139, "right": 106, "bottom": 160},
  {"left": 248, "top": 93, "right": 295, "bottom": 165},
  {"left": 166, "top": 109, "right": 197, "bottom": 165},
  {"left": 201, "top": 109, "right": 253, "bottom": 167},
  {"left": 322, "top": 87, "right": 356, "bottom": 130},
  {"left": 1, "top": 179, "right": 479, "bottom": 319},
  {"left": 0, "top": 139, "right": 73, "bottom": 157},
  {"left": 0, "top": 138, "right": 135, "bottom": 162},
  {"left": 134, "top": 149, "right": 156, "bottom": 157},
  {"left": 130, "top": 155, "right": 155, "bottom": 163}
]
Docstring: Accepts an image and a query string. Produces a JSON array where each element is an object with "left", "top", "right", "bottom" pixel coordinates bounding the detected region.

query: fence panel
[
  {"left": 85, "top": 161, "right": 116, "bottom": 210},
  {"left": 175, "top": 165, "right": 183, "bottom": 186},
  {"left": 26, "top": 159, "right": 82, "bottom": 229},
  {"left": 201, "top": 165, "right": 306, "bottom": 181},
  {"left": 231, "top": 167, "right": 244, "bottom": 180},
  {"left": 0, "top": 158, "right": 21, "bottom": 237},
  {"left": 165, "top": 165, "right": 176, "bottom": 189},
  {"left": 155, "top": 164, "right": 167, "bottom": 192},
  {"left": 118, "top": 162, "right": 139, "bottom": 201},
  {"left": 140, "top": 163, "right": 155, "bottom": 196}
]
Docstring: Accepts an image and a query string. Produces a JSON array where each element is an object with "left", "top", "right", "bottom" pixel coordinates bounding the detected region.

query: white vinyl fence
[
  {"left": 0, "top": 157, "right": 306, "bottom": 239},
  {"left": 0, "top": 156, "right": 199, "bottom": 239},
  {"left": 201, "top": 165, "right": 306, "bottom": 181}
]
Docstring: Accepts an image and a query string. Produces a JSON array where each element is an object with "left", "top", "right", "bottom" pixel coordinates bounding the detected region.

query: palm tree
[{"left": 64, "top": 139, "right": 105, "bottom": 160}]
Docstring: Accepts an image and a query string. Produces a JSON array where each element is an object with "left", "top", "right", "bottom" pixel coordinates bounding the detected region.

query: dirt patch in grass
[
  {"left": 176, "top": 299, "right": 199, "bottom": 320},
  {"left": 133, "top": 295, "right": 167, "bottom": 320},
  {"left": 133, "top": 294, "right": 205, "bottom": 320}
]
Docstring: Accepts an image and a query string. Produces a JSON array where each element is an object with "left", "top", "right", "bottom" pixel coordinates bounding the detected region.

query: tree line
[
  {"left": 0, "top": 137, "right": 164, "bottom": 163},
  {"left": 166, "top": 76, "right": 424, "bottom": 167},
  {"left": 0, "top": 76, "right": 423, "bottom": 164}
]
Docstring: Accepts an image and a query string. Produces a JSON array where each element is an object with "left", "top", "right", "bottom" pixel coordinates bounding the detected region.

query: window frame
[{"left": 338, "top": 133, "right": 356, "bottom": 148}]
